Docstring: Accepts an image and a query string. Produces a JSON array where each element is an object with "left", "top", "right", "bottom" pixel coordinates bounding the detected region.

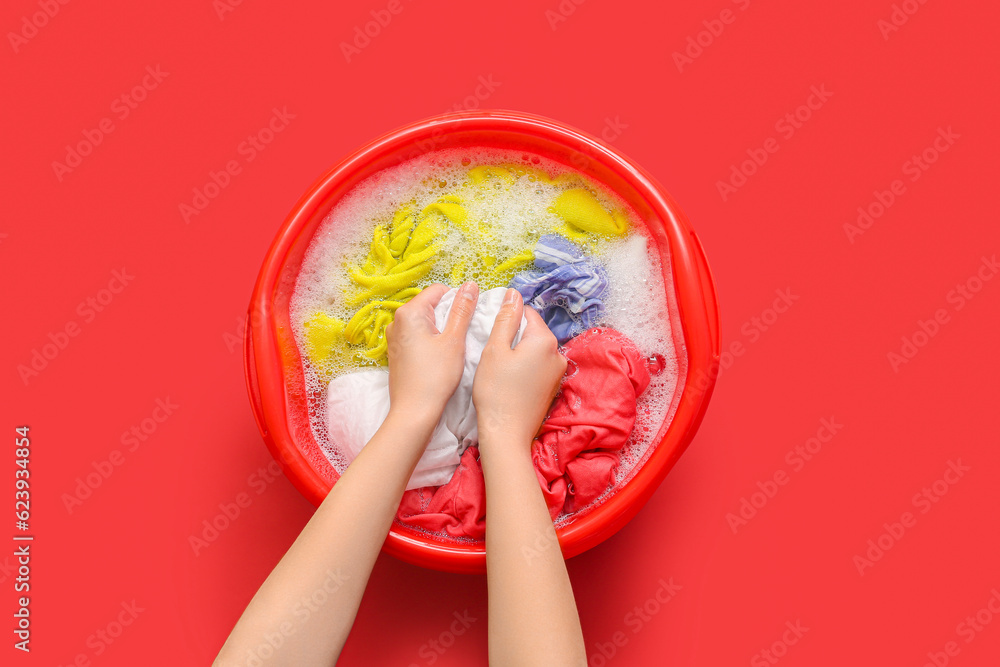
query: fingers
[
  {"left": 442, "top": 281, "right": 479, "bottom": 338},
  {"left": 488, "top": 288, "right": 525, "bottom": 349},
  {"left": 520, "top": 307, "right": 557, "bottom": 347}
]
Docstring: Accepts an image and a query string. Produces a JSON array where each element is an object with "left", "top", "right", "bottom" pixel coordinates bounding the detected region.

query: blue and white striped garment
[{"left": 510, "top": 234, "right": 608, "bottom": 344}]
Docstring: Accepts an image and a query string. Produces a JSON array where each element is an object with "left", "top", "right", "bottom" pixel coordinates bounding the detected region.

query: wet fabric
[
  {"left": 421, "top": 190, "right": 534, "bottom": 290},
  {"left": 304, "top": 191, "right": 533, "bottom": 372},
  {"left": 303, "top": 203, "right": 442, "bottom": 371},
  {"left": 467, "top": 164, "right": 630, "bottom": 245},
  {"left": 326, "top": 287, "right": 526, "bottom": 490},
  {"left": 550, "top": 187, "right": 629, "bottom": 243},
  {"left": 397, "top": 327, "right": 657, "bottom": 539},
  {"left": 511, "top": 234, "right": 609, "bottom": 344},
  {"left": 303, "top": 165, "right": 629, "bottom": 373}
]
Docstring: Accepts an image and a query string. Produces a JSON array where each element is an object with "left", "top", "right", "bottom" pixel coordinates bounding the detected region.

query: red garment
[{"left": 396, "top": 327, "right": 658, "bottom": 540}]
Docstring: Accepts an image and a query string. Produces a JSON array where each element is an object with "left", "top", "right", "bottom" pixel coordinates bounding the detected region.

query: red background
[{"left": 3, "top": 0, "right": 999, "bottom": 664}]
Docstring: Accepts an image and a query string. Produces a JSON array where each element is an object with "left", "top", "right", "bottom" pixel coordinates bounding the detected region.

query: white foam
[{"left": 288, "top": 147, "right": 686, "bottom": 528}]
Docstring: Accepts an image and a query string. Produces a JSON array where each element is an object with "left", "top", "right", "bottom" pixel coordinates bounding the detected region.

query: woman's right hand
[{"left": 472, "top": 288, "right": 567, "bottom": 451}]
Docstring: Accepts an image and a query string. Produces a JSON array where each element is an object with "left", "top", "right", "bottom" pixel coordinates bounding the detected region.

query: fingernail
[
  {"left": 459, "top": 281, "right": 477, "bottom": 300},
  {"left": 504, "top": 288, "right": 520, "bottom": 305}
]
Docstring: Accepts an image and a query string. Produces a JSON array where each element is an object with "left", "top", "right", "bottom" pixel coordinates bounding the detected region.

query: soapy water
[{"left": 289, "top": 147, "right": 687, "bottom": 533}]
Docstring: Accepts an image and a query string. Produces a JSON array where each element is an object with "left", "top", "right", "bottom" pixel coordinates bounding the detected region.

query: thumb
[
  {"left": 520, "top": 306, "right": 557, "bottom": 347},
  {"left": 487, "top": 288, "right": 524, "bottom": 349}
]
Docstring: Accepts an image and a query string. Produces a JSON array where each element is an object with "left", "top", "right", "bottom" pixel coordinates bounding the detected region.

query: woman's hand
[
  {"left": 385, "top": 281, "right": 479, "bottom": 421},
  {"left": 473, "top": 288, "right": 567, "bottom": 450}
]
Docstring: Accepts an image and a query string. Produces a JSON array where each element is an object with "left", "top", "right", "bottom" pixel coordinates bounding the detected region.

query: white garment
[{"left": 325, "top": 287, "right": 526, "bottom": 489}]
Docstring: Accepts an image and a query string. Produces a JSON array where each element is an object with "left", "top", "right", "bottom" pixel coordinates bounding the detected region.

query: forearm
[
  {"left": 216, "top": 407, "right": 437, "bottom": 666},
  {"left": 481, "top": 436, "right": 586, "bottom": 667}
]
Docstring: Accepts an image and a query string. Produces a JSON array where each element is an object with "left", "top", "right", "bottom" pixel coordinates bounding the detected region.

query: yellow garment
[
  {"left": 338, "top": 204, "right": 442, "bottom": 364},
  {"left": 468, "top": 163, "right": 580, "bottom": 188},
  {"left": 469, "top": 164, "right": 629, "bottom": 245},
  {"left": 303, "top": 311, "right": 352, "bottom": 376},
  {"left": 550, "top": 188, "right": 629, "bottom": 243},
  {"left": 302, "top": 162, "right": 628, "bottom": 372},
  {"left": 345, "top": 206, "right": 439, "bottom": 307},
  {"left": 303, "top": 205, "right": 441, "bottom": 371},
  {"left": 427, "top": 188, "right": 536, "bottom": 289}
]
